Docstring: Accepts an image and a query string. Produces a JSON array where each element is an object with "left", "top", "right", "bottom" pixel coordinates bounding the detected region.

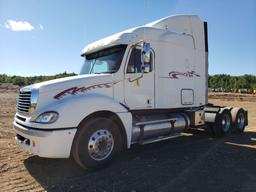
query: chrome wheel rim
[
  {"left": 222, "top": 113, "right": 231, "bottom": 132},
  {"left": 237, "top": 113, "right": 245, "bottom": 130},
  {"left": 88, "top": 129, "right": 114, "bottom": 161}
]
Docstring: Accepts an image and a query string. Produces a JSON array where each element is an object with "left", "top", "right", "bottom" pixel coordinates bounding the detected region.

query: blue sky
[{"left": 0, "top": 0, "right": 255, "bottom": 76}]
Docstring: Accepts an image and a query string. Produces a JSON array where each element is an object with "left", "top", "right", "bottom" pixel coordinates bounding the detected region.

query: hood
[
  {"left": 20, "top": 74, "right": 120, "bottom": 114},
  {"left": 22, "top": 74, "right": 114, "bottom": 93}
]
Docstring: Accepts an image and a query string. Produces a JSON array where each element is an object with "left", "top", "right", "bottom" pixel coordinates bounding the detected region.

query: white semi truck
[{"left": 13, "top": 15, "right": 248, "bottom": 169}]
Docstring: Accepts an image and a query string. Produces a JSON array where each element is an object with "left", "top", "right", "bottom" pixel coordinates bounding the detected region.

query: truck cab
[{"left": 13, "top": 15, "right": 248, "bottom": 169}]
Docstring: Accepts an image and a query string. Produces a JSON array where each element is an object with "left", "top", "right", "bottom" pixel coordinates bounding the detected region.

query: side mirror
[
  {"left": 142, "top": 42, "right": 151, "bottom": 54},
  {"left": 141, "top": 42, "right": 151, "bottom": 73}
]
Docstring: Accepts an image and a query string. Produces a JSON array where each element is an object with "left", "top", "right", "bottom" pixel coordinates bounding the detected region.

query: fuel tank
[{"left": 131, "top": 113, "right": 190, "bottom": 143}]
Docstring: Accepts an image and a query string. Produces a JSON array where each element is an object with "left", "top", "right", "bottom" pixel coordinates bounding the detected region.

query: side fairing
[{"left": 154, "top": 40, "right": 206, "bottom": 109}]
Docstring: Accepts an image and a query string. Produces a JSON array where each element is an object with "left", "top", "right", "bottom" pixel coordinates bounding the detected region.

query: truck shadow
[{"left": 24, "top": 129, "right": 256, "bottom": 192}]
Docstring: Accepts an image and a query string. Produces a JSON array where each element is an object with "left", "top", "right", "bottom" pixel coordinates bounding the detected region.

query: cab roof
[{"left": 81, "top": 15, "right": 203, "bottom": 56}]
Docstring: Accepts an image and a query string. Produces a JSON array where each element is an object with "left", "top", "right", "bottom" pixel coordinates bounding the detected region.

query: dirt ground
[{"left": 0, "top": 91, "right": 256, "bottom": 192}]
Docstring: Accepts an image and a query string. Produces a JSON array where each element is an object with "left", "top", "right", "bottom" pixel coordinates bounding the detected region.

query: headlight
[{"left": 33, "top": 111, "right": 59, "bottom": 124}]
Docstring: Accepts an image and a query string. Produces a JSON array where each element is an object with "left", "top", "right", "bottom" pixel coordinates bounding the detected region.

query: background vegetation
[
  {"left": 208, "top": 74, "right": 256, "bottom": 92},
  {"left": 0, "top": 72, "right": 76, "bottom": 86},
  {"left": 0, "top": 73, "right": 256, "bottom": 92}
]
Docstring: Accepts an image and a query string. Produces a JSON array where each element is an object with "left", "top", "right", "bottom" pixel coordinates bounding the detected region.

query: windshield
[{"left": 80, "top": 45, "right": 127, "bottom": 74}]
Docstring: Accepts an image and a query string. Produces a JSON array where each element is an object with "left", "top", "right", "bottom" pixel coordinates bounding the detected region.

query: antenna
[{"left": 143, "top": 0, "right": 147, "bottom": 43}]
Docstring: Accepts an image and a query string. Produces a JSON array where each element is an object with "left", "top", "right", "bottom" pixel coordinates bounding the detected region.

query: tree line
[
  {"left": 0, "top": 72, "right": 76, "bottom": 86},
  {"left": 208, "top": 74, "right": 256, "bottom": 92},
  {"left": 0, "top": 73, "right": 256, "bottom": 92}
]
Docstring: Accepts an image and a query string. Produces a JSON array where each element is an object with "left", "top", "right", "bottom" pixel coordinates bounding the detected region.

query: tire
[
  {"left": 72, "top": 117, "right": 122, "bottom": 169},
  {"left": 212, "top": 109, "right": 232, "bottom": 137},
  {"left": 231, "top": 108, "right": 246, "bottom": 133},
  {"left": 205, "top": 123, "right": 215, "bottom": 136}
]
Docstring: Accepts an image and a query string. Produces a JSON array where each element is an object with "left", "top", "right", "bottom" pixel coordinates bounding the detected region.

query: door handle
[{"left": 128, "top": 74, "right": 143, "bottom": 82}]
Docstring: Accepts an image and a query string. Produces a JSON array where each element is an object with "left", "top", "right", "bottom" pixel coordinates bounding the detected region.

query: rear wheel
[
  {"left": 72, "top": 117, "right": 122, "bottom": 169},
  {"left": 212, "top": 109, "right": 232, "bottom": 137},
  {"left": 231, "top": 108, "right": 246, "bottom": 133}
]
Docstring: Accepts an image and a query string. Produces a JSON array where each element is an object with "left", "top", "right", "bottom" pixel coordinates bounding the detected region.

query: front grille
[
  {"left": 17, "top": 91, "right": 31, "bottom": 113},
  {"left": 16, "top": 115, "right": 26, "bottom": 122}
]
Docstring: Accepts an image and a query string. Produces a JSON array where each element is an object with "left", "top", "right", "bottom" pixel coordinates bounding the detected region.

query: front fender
[{"left": 57, "top": 93, "right": 129, "bottom": 127}]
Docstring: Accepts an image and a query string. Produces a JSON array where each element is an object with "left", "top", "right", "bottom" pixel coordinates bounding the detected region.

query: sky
[{"left": 0, "top": 0, "right": 255, "bottom": 76}]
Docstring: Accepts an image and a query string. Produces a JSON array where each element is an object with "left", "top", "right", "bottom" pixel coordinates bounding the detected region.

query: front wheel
[{"left": 72, "top": 117, "right": 122, "bottom": 169}]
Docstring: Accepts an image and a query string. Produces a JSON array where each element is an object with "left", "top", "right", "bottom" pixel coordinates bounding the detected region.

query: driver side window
[
  {"left": 126, "top": 47, "right": 153, "bottom": 73},
  {"left": 127, "top": 48, "right": 142, "bottom": 73}
]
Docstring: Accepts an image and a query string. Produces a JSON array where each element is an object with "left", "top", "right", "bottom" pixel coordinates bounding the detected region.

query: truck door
[{"left": 124, "top": 46, "right": 155, "bottom": 109}]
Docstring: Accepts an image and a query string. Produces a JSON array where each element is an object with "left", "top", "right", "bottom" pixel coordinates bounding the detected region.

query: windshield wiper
[
  {"left": 89, "top": 59, "right": 96, "bottom": 74},
  {"left": 93, "top": 71, "right": 116, "bottom": 74},
  {"left": 101, "top": 71, "right": 115, "bottom": 74}
]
